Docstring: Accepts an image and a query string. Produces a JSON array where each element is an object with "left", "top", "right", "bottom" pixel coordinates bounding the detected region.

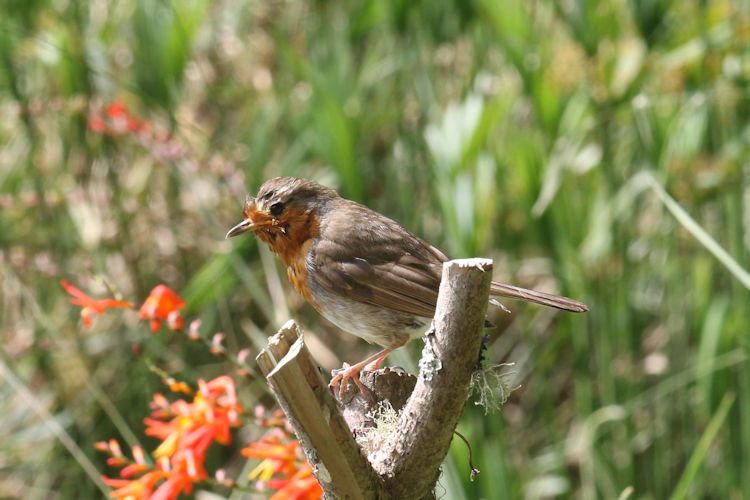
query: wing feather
[{"left": 311, "top": 202, "right": 445, "bottom": 318}]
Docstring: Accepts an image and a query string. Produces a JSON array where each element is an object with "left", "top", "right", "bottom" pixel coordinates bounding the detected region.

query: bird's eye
[{"left": 269, "top": 202, "right": 284, "bottom": 216}]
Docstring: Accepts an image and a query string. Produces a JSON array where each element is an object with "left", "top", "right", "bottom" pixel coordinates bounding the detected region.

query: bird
[{"left": 227, "top": 177, "right": 587, "bottom": 396}]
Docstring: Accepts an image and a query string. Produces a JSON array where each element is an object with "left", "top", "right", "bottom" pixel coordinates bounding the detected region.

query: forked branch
[{"left": 256, "top": 258, "right": 493, "bottom": 499}]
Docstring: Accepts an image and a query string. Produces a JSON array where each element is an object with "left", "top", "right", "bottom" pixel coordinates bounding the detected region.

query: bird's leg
[{"left": 329, "top": 339, "right": 407, "bottom": 397}]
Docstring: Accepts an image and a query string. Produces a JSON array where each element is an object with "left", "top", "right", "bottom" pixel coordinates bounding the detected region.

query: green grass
[{"left": 2, "top": 0, "right": 749, "bottom": 497}]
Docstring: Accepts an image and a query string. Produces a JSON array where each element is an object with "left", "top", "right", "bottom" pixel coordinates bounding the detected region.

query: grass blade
[
  {"left": 644, "top": 171, "right": 750, "bottom": 289},
  {"left": 670, "top": 392, "right": 735, "bottom": 500}
]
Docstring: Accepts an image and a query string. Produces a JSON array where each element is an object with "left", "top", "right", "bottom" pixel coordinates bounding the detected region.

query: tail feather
[{"left": 490, "top": 282, "right": 588, "bottom": 313}]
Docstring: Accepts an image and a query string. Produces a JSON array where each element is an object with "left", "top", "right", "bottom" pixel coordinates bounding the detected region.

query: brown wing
[
  {"left": 311, "top": 201, "right": 447, "bottom": 318},
  {"left": 311, "top": 199, "right": 588, "bottom": 315}
]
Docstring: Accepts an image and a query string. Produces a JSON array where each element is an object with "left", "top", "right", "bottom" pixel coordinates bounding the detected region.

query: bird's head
[{"left": 226, "top": 177, "right": 338, "bottom": 251}]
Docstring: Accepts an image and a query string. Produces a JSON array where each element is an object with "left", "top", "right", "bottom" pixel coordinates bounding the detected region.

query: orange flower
[
  {"left": 102, "top": 470, "right": 167, "bottom": 500},
  {"left": 87, "top": 101, "right": 152, "bottom": 137},
  {"left": 100, "top": 377, "right": 242, "bottom": 500},
  {"left": 149, "top": 449, "right": 204, "bottom": 499},
  {"left": 268, "top": 462, "right": 323, "bottom": 500},
  {"left": 242, "top": 429, "right": 322, "bottom": 500},
  {"left": 105, "top": 101, "right": 127, "bottom": 118},
  {"left": 101, "top": 452, "right": 197, "bottom": 500},
  {"left": 149, "top": 472, "right": 194, "bottom": 500},
  {"left": 145, "top": 376, "right": 242, "bottom": 461},
  {"left": 242, "top": 432, "right": 300, "bottom": 482},
  {"left": 104, "top": 101, "right": 145, "bottom": 133},
  {"left": 61, "top": 280, "right": 134, "bottom": 327},
  {"left": 139, "top": 285, "right": 186, "bottom": 332}
]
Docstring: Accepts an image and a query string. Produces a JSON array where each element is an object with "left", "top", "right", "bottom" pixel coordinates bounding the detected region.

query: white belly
[{"left": 308, "top": 278, "right": 430, "bottom": 347}]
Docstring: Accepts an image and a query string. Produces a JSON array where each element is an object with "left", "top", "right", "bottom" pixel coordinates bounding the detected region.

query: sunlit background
[{"left": 2, "top": 0, "right": 750, "bottom": 498}]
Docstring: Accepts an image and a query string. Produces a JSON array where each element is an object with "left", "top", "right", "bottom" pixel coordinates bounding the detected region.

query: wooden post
[{"left": 256, "top": 320, "right": 384, "bottom": 499}]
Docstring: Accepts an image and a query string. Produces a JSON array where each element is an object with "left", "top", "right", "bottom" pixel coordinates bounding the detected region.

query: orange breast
[
  {"left": 285, "top": 239, "right": 315, "bottom": 306},
  {"left": 263, "top": 208, "right": 321, "bottom": 309}
]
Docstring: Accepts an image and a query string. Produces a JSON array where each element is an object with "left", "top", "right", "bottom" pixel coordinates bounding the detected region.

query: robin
[{"left": 227, "top": 177, "right": 587, "bottom": 395}]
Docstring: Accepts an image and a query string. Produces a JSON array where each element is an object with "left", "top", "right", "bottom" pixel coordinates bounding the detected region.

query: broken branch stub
[{"left": 255, "top": 320, "right": 384, "bottom": 499}]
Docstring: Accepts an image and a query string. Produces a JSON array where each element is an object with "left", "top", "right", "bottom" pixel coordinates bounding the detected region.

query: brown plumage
[{"left": 227, "top": 177, "right": 587, "bottom": 395}]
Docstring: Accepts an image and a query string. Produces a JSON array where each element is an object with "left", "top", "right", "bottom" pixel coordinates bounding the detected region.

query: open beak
[{"left": 226, "top": 218, "right": 259, "bottom": 238}]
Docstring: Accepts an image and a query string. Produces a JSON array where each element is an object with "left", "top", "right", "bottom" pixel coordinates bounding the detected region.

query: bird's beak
[
  {"left": 227, "top": 196, "right": 266, "bottom": 238},
  {"left": 226, "top": 218, "right": 259, "bottom": 238}
]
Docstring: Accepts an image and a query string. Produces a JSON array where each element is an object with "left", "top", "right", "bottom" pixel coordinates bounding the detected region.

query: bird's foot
[
  {"left": 329, "top": 344, "right": 403, "bottom": 398},
  {"left": 329, "top": 362, "right": 369, "bottom": 397}
]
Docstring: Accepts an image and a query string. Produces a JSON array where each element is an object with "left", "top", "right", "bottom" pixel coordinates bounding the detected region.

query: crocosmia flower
[
  {"left": 61, "top": 280, "right": 134, "bottom": 327},
  {"left": 139, "top": 285, "right": 186, "bottom": 332}
]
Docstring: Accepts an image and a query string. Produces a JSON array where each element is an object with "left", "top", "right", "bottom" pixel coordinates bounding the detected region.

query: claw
[
  {"left": 329, "top": 363, "right": 369, "bottom": 397},
  {"left": 328, "top": 340, "right": 406, "bottom": 398}
]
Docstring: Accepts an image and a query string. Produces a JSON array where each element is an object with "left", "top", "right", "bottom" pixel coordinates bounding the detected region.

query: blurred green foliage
[{"left": 1, "top": 0, "right": 749, "bottom": 498}]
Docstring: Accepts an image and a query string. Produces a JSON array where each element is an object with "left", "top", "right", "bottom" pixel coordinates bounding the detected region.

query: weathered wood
[
  {"left": 334, "top": 368, "right": 418, "bottom": 460},
  {"left": 256, "top": 320, "right": 384, "bottom": 499},
  {"left": 370, "top": 258, "right": 492, "bottom": 498}
]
